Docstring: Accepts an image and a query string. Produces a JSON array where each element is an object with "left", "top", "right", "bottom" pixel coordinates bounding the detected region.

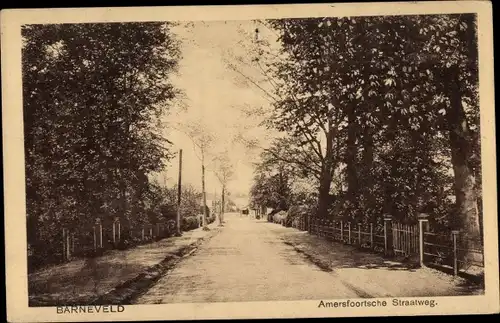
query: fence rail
[
  {"left": 286, "top": 214, "right": 484, "bottom": 277},
  {"left": 28, "top": 218, "right": 179, "bottom": 273}
]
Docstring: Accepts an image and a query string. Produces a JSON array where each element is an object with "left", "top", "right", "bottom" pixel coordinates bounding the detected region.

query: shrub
[
  {"left": 182, "top": 216, "right": 200, "bottom": 231},
  {"left": 273, "top": 211, "right": 287, "bottom": 224},
  {"left": 207, "top": 213, "right": 216, "bottom": 224},
  {"left": 287, "top": 205, "right": 310, "bottom": 227}
]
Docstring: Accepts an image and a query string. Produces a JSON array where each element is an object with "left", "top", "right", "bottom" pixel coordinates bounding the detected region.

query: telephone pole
[
  {"left": 176, "top": 149, "right": 183, "bottom": 236},
  {"left": 213, "top": 187, "right": 216, "bottom": 218}
]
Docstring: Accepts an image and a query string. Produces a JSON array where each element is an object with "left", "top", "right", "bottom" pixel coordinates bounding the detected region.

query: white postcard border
[{"left": 2, "top": 2, "right": 498, "bottom": 322}]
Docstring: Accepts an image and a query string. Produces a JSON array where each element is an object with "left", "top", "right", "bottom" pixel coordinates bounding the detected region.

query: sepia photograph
[{"left": 2, "top": 1, "right": 498, "bottom": 322}]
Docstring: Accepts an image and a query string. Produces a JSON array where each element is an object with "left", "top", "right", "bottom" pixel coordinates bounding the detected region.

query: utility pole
[
  {"left": 176, "top": 149, "right": 183, "bottom": 236},
  {"left": 221, "top": 186, "right": 225, "bottom": 225},
  {"left": 201, "top": 150, "right": 209, "bottom": 230}
]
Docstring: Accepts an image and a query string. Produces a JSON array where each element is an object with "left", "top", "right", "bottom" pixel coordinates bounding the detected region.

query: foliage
[
  {"left": 251, "top": 14, "right": 481, "bottom": 242},
  {"left": 181, "top": 216, "right": 200, "bottom": 231},
  {"left": 23, "top": 22, "right": 181, "bottom": 266},
  {"left": 207, "top": 213, "right": 216, "bottom": 224},
  {"left": 272, "top": 211, "right": 288, "bottom": 224}
]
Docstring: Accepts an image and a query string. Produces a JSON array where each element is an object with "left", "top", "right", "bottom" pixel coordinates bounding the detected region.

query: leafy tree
[
  {"left": 22, "top": 22, "right": 180, "bottom": 264},
  {"left": 178, "top": 117, "right": 216, "bottom": 230},
  {"left": 249, "top": 144, "right": 294, "bottom": 213},
  {"left": 213, "top": 152, "right": 235, "bottom": 225},
  {"left": 251, "top": 14, "right": 481, "bottom": 261}
]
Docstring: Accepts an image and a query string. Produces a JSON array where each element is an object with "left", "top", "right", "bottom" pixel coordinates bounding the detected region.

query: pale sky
[{"left": 153, "top": 20, "right": 279, "bottom": 205}]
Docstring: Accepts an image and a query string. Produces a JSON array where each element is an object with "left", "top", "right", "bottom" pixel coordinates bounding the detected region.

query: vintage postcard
[{"left": 2, "top": 1, "right": 498, "bottom": 322}]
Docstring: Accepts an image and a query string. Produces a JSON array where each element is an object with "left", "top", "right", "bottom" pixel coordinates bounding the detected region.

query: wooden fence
[
  {"left": 287, "top": 214, "right": 484, "bottom": 277},
  {"left": 392, "top": 222, "right": 419, "bottom": 257},
  {"left": 28, "top": 218, "right": 178, "bottom": 272}
]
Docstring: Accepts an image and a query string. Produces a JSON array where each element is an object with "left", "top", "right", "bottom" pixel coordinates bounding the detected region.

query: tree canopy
[
  {"left": 23, "top": 22, "right": 181, "bottom": 248},
  {"left": 250, "top": 14, "right": 481, "bottom": 246}
]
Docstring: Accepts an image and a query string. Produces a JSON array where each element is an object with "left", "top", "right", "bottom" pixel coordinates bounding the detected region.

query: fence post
[
  {"left": 94, "top": 218, "right": 101, "bottom": 250},
  {"left": 348, "top": 222, "right": 351, "bottom": 244},
  {"left": 383, "top": 214, "right": 393, "bottom": 256},
  {"left": 340, "top": 221, "right": 344, "bottom": 242},
  {"left": 99, "top": 221, "right": 103, "bottom": 248},
  {"left": 358, "top": 223, "right": 362, "bottom": 245},
  {"left": 370, "top": 223, "right": 374, "bottom": 248},
  {"left": 418, "top": 213, "right": 429, "bottom": 267},
  {"left": 66, "top": 230, "right": 71, "bottom": 260},
  {"left": 117, "top": 220, "right": 121, "bottom": 242},
  {"left": 112, "top": 219, "right": 117, "bottom": 244},
  {"left": 452, "top": 230, "right": 459, "bottom": 276},
  {"left": 334, "top": 221, "right": 342, "bottom": 241}
]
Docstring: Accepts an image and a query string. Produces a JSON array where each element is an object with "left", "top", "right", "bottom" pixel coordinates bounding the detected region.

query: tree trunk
[
  {"left": 277, "top": 166, "right": 288, "bottom": 211},
  {"left": 220, "top": 186, "right": 225, "bottom": 225},
  {"left": 120, "top": 182, "right": 127, "bottom": 222},
  {"left": 176, "top": 149, "right": 183, "bottom": 235},
  {"left": 346, "top": 104, "right": 358, "bottom": 200},
  {"left": 446, "top": 66, "right": 481, "bottom": 263},
  {"left": 316, "top": 125, "right": 335, "bottom": 218},
  {"left": 117, "top": 167, "right": 127, "bottom": 224},
  {"left": 361, "top": 123, "right": 375, "bottom": 221},
  {"left": 201, "top": 152, "right": 208, "bottom": 229},
  {"left": 317, "top": 170, "right": 333, "bottom": 218}
]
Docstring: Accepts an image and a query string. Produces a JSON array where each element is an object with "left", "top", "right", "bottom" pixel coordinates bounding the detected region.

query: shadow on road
[
  {"left": 278, "top": 230, "right": 416, "bottom": 271},
  {"left": 264, "top": 222, "right": 484, "bottom": 297}
]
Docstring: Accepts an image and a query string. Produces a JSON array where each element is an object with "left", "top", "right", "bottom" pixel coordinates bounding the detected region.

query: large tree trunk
[
  {"left": 317, "top": 169, "right": 334, "bottom": 218},
  {"left": 446, "top": 66, "right": 481, "bottom": 264},
  {"left": 345, "top": 104, "right": 358, "bottom": 213},
  {"left": 316, "top": 125, "right": 335, "bottom": 219},
  {"left": 344, "top": 104, "right": 359, "bottom": 221},
  {"left": 277, "top": 166, "right": 288, "bottom": 211},
  {"left": 361, "top": 124, "right": 375, "bottom": 221}
]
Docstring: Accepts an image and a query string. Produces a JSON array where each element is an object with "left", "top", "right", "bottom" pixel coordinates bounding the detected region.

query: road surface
[{"left": 134, "top": 212, "right": 361, "bottom": 304}]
